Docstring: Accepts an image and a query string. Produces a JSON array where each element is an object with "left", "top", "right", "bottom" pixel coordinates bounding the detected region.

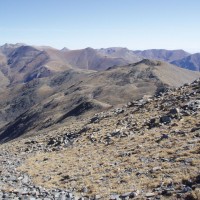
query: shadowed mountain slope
[
  {"left": 0, "top": 45, "right": 51, "bottom": 84},
  {"left": 171, "top": 53, "right": 200, "bottom": 71},
  {"left": 0, "top": 68, "right": 92, "bottom": 128}
]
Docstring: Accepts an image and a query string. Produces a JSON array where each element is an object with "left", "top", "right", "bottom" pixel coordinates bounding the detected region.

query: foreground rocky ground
[{"left": 1, "top": 79, "right": 200, "bottom": 199}]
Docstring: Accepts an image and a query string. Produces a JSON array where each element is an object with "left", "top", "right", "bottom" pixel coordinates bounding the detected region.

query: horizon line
[{"left": 0, "top": 42, "right": 199, "bottom": 54}]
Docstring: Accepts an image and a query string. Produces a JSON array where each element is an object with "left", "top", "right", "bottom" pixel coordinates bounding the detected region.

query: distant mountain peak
[
  {"left": 1, "top": 43, "right": 25, "bottom": 49},
  {"left": 136, "top": 59, "right": 162, "bottom": 66},
  {"left": 85, "top": 47, "right": 95, "bottom": 51},
  {"left": 61, "top": 47, "right": 70, "bottom": 52}
]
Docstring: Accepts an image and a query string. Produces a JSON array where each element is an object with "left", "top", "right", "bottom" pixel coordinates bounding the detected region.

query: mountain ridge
[
  {"left": 0, "top": 59, "right": 199, "bottom": 142},
  {"left": 1, "top": 44, "right": 199, "bottom": 73}
]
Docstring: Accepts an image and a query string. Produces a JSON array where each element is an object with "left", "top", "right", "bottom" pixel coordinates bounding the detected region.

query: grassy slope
[{"left": 6, "top": 80, "right": 199, "bottom": 199}]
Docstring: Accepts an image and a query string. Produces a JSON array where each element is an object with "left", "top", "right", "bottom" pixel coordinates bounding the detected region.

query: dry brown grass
[
  {"left": 18, "top": 111, "right": 200, "bottom": 199},
  {"left": 8, "top": 85, "right": 200, "bottom": 199}
]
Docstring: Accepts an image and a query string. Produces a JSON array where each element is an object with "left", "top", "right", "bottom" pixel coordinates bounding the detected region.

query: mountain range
[
  {"left": 0, "top": 44, "right": 200, "bottom": 81},
  {"left": 0, "top": 43, "right": 200, "bottom": 199},
  {"left": 0, "top": 43, "right": 200, "bottom": 141}
]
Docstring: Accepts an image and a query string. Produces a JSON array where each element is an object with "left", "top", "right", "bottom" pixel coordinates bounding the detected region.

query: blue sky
[{"left": 0, "top": 0, "right": 200, "bottom": 52}]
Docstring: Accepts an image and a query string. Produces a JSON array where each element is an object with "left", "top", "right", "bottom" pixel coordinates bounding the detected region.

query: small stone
[
  {"left": 81, "top": 187, "right": 88, "bottom": 193},
  {"left": 126, "top": 102, "right": 133, "bottom": 107},
  {"left": 90, "top": 116, "right": 99, "bottom": 123},
  {"left": 94, "top": 194, "right": 101, "bottom": 199},
  {"left": 191, "top": 127, "right": 200, "bottom": 132},
  {"left": 120, "top": 192, "right": 131, "bottom": 198},
  {"left": 160, "top": 116, "right": 171, "bottom": 124},
  {"left": 110, "top": 194, "right": 120, "bottom": 200},
  {"left": 181, "top": 186, "right": 192, "bottom": 193},
  {"left": 187, "top": 100, "right": 200, "bottom": 111},
  {"left": 161, "top": 134, "right": 169, "bottom": 139},
  {"left": 169, "top": 108, "right": 180, "bottom": 115},
  {"left": 150, "top": 166, "right": 162, "bottom": 173},
  {"left": 22, "top": 174, "right": 29, "bottom": 184},
  {"left": 161, "top": 190, "right": 173, "bottom": 196},
  {"left": 145, "top": 192, "right": 155, "bottom": 197},
  {"left": 148, "top": 118, "right": 160, "bottom": 128},
  {"left": 54, "top": 192, "right": 60, "bottom": 198}
]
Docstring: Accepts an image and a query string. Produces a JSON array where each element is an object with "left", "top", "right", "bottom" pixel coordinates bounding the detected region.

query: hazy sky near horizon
[{"left": 0, "top": 0, "right": 200, "bottom": 52}]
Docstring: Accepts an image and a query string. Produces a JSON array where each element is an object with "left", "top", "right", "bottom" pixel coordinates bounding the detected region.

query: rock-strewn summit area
[
  {"left": 0, "top": 78, "right": 200, "bottom": 199},
  {"left": 0, "top": 44, "right": 200, "bottom": 200}
]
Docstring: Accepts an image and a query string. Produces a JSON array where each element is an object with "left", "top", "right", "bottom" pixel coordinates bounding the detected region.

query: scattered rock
[
  {"left": 1, "top": 78, "right": 200, "bottom": 199},
  {"left": 160, "top": 115, "right": 171, "bottom": 124},
  {"left": 145, "top": 192, "right": 156, "bottom": 197},
  {"left": 187, "top": 100, "right": 200, "bottom": 111}
]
